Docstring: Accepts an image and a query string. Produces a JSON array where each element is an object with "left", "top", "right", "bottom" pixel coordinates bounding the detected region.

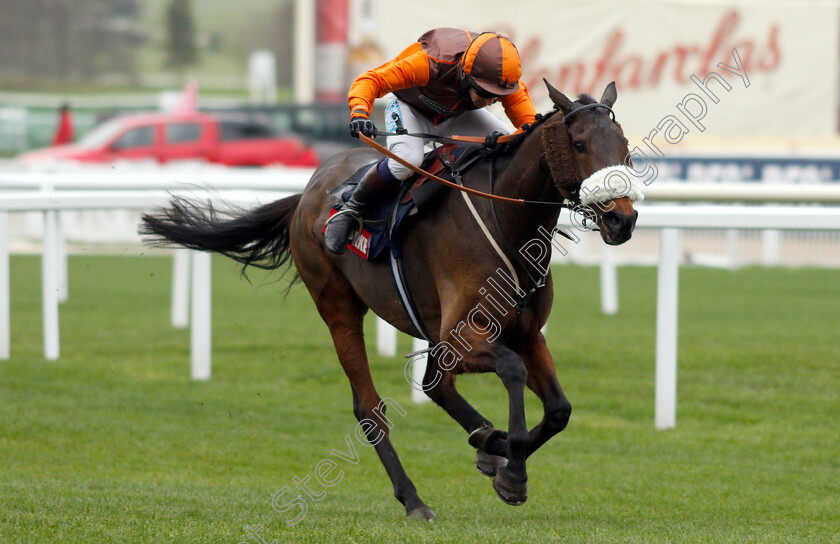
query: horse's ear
[
  {"left": 544, "top": 78, "right": 575, "bottom": 115},
  {"left": 542, "top": 120, "right": 583, "bottom": 199},
  {"left": 600, "top": 81, "right": 617, "bottom": 107}
]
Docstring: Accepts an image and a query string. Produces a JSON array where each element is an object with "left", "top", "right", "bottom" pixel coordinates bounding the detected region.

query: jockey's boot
[{"left": 324, "top": 162, "right": 393, "bottom": 254}]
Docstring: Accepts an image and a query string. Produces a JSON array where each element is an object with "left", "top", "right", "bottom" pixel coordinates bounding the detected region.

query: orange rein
[{"left": 357, "top": 133, "right": 529, "bottom": 206}]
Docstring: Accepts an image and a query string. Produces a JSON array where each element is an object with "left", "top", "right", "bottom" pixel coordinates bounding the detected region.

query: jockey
[{"left": 324, "top": 27, "right": 537, "bottom": 254}]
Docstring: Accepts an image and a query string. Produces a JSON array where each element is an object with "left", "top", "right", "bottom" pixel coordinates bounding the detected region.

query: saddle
[{"left": 325, "top": 144, "right": 482, "bottom": 261}]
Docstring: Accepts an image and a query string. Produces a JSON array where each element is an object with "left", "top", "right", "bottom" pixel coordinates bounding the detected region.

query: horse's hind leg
[{"left": 300, "top": 260, "right": 435, "bottom": 520}]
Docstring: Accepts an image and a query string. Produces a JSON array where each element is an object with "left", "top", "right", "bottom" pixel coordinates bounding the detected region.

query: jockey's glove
[
  {"left": 350, "top": 117, "right": 377, "bottom": 138},
  {"left": 484, "top": 130, "right": 505, "bottom": 149}
]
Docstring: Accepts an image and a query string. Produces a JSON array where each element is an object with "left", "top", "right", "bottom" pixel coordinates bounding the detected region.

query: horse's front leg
[
  {"left": 492, "top": 345, "right": 530, "bottom": 505},
  {"left": 420, "top": 352, "right": 509, "bottom": 477},
  {"left": 519, "top": 332, "right": 572, "bottom": 457},
  {"left": 450, "top": 329, "right": 530, "bottom": 505}
]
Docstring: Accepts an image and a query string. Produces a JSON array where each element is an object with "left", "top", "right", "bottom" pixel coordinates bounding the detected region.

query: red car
[{"left": 17, "top": 112, "right": 320, "bottom": 167}]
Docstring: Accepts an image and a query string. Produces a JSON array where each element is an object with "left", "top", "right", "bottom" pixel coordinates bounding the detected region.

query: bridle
[{"left": 562, "top": 103, "right": 615, "bottom": 123}]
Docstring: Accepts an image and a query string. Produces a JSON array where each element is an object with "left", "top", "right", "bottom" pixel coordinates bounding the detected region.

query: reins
[
  {"left": 358, "top": 131, "right": 569, "bottom": 208},
  {"left": 372, "top": 110, "right": 526, "bottom": 145},
  {"left": 369, "top": 127, "right": 524, "bottom": 145},
  {"left": 358, "top": 132, "right": 535, "bottom": 205}
]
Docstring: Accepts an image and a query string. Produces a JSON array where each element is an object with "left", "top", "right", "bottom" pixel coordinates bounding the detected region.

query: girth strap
[{"left": 387, "top": 182, "right": 433, "bottom": 343}]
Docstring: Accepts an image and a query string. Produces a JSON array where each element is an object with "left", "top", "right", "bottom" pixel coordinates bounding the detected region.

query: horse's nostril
[{"left": 603, "top": 211, "right": 621, "bottom": 229}]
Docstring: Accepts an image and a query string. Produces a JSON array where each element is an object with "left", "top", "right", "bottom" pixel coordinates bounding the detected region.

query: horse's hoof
[
  {"left": 406, "top": 505, "right": 436, "bottom": 521},
  {"left": 493, "top": 466, "right": 528, "bottom": 506},
  {"left": 468, "top": 426, "right": 508, "bottom": 457},
  {"left": 475, "top": 450, "right": 508, "bottom": 477}
]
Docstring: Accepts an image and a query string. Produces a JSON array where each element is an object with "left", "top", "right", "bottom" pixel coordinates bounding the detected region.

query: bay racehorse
[{"left": 141, "top": 80, "right": 641, "bottom": 520}]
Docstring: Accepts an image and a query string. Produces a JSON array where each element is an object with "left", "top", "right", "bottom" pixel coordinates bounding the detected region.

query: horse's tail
[{"left": 140, "top": 193, "right": 303, "bottom": 274}]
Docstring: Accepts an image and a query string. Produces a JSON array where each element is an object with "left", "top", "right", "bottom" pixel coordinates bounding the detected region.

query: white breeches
[{"left": 382, "top": 95, "right": 512, "bottom": 181}]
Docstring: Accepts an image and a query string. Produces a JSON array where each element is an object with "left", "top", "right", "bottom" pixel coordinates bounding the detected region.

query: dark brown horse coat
[{"left": 141, "top": 81, "right": 638, "bottom": 520}]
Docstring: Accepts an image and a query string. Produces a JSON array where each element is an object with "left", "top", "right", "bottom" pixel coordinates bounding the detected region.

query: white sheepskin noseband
[{"left": 579, "top": 165, "right": 645, "bottom": 205}]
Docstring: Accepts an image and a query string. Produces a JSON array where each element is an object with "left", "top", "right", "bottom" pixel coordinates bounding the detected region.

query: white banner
[{"left": 354, "top": 0, "right": 839, "bottom": 139}]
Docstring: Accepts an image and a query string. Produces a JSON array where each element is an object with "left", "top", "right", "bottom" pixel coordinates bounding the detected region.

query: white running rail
[
  {"left": 2, "top": 171, "right": 839, "bottom": 429},
  {"left": 0, "top": 189, "right": 291, "bottom": 380}
]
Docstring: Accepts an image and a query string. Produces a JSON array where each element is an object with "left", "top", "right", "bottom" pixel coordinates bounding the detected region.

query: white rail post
[
  {"left": 655, "top": 228, "right": 679, "bottom": 430},
  {"left": 726, "top": 229, "right": 739, "bottom": 269},
  {"left": 57, "top": 213, "right": 68, "bottom": 303},
  {"left": 0, "top": 212, "right": 9, "bottom": 360},
  {"left": 171, "top": 249, "right": 191, "bottom": 328},
  {"left": 190, "top": 251, "right": 211, "bottom": 380},
  {"left": 376, "top": 317, "right": 397, "bottom": 357},
  {"left": 762, "top": 229, "right": 781, "bottom": 265},
  {"left": 411, "top": 337, "right": 431, "bottom": 404},
  {"left": 600, "top": 245, "right": 618, "bottom": 315},
  {"left": 42, "top": 210, "right": 60, "bottom": 360}
]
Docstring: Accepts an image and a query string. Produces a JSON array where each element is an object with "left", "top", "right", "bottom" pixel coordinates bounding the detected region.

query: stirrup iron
[{"left": 325, "top": 208, "right": 365, "bottom": 241}]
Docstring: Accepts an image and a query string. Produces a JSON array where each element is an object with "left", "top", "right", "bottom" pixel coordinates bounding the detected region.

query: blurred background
[
  {"left": 2, "top": 0, "right": 837, "bottom": 151},
  {"left": 1, "top": 0, "right": 838, "bottom": 265}
]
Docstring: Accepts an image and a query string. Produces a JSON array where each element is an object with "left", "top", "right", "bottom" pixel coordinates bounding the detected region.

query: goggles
[{"left": 469, "top": 80, "right": 500, "bottom": 100}]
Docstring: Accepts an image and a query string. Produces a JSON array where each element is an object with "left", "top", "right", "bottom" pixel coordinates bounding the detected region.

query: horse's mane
[
  {"left": 575, "top": 94, "right": 598, "bottom": 105},
  {"left": 486, "top": 93, "right": 598, "bottom": 157}
]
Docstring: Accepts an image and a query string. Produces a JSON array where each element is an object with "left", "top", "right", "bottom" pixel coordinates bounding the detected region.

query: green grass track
[{"left": 1, "top": 255, "right": 838, "bottom": 543}]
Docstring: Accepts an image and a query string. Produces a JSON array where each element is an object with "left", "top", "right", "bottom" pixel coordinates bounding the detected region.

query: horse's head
[{"left": 541, "top": 80, "right": 642, "bottom": 245}]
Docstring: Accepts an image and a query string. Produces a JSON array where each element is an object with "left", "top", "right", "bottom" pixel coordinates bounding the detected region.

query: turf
[{"left": 1, "top": 255, "right": 838, "bottom": 543}]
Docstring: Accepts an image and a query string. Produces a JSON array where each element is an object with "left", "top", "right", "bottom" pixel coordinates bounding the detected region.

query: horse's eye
[{"left": 573, "top": 141, "right": 586, "bottom": 152}]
